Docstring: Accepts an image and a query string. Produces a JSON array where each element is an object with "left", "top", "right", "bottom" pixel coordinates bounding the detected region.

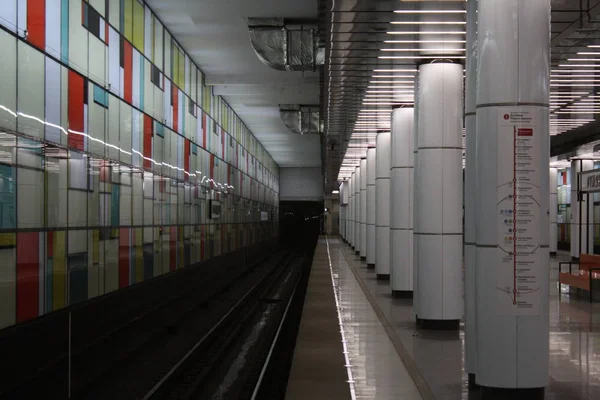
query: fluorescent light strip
[
  {"left": 558, "top": 64, "right": 600, "bottom": 68},
  {"left": 550, "top": 79, "right": 600, "bottom": 82},
  {"left": 371, "top": 75, "right": 416, "bottom": 78},
  {"left": 379, "top": 55, "right": 465, "bottom": 59},
  {"left": 384, "top": 40, "right": 466, "bottom": 44},
  {"left": 390, "top": 21, "right": 466, "bottom": 25},
  {"left": 373, "top": 69, "right": 418, "bottom": 72},
  {"left": 361, "top": 102, "right": 414, "bottom": 105},
  {"left": 555, "top": 111, "right": 600, "bottom": 114},
  {"left": 380, "top": 48, "right": 465, "bottom": 52},
  {"left": 551, "top": 75, "right": 600, "bottom": 78},
  {"left": 367, "top": 85, "right": 414, "bottom": 88},
  {"left": 552, "top": 70, "right": 600, "bottom": 73},
  {"left": 551, "top": 84, "right": 600, "bottom": 87},
  {"left": 393, "top": 10, "right": 466, "bottom": 14},
  {"left": 567, "top": 58, "right": 600, "bottom": 62},
  {"left": 367, "top": 90, "right": 413, "bottom": 95},
  {"left": 577, "top": 52, "right": 600, "bottom": 55},
  {"left": 369, "top": 81, "right": 415, "bottom": 84},
  {"left": 386, "top": 31, "right": 466, "bottom": 35}
]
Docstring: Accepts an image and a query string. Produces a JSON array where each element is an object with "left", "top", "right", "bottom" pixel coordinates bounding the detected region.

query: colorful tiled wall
[{"left": 0, "top": 0, "right": 280, "bottom": 330}]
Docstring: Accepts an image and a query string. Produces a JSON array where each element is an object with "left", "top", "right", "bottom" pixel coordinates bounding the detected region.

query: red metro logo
[{"left": 504, "top": 114, "right": 510, "bottom": 120}]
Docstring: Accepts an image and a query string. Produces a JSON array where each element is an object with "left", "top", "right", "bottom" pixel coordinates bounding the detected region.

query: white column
[
  {"left": 415, "top": 62, "right": 463, "bottom": 329},
  {"left": 367, "top": 148, "right": 377, "bottom": 267},
  {"left": 549, "top": 168, "right": 558, "bottom": 255},
  {"left": 464, "top": 0, "right": 479, "bottom": 385},
  {"left": 413, "top": 76, "right": 420, "bottom": 318},
  {"left": 571, "top": 159, "right": 594, "bottom": 258},
  {"left": 348, "top": 175, "right": 353, "bottom": 247},
  {"left": 340, "top": 181, "right": 349, "bottom": 242},
  {"left": 355, "top": 166, "right": 361, "bottom": 254},
  {"left": 376, "top": 131, "right": 391, "bottom": 279},
  {"left": 390, "top": 108, "right": 414, "bottom": 296},
  {"left": 360, "top": 158, "right": 368, "bottom": 259},
  {"left": 476, "top": 0, "right": 550, "bottom": 394}
]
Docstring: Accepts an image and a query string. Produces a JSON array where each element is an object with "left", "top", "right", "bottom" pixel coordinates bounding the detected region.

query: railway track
[{"left": 142, "top": 251, "right": 307, "bottom": 400}]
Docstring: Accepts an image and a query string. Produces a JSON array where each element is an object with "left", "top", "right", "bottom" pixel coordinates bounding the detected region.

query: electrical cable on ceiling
[
  {"left": 581, "top": 0, "right": 584, "bottom": 28},
  {"left": 588, "top": 0, "right": 592, "bottom": 23}
]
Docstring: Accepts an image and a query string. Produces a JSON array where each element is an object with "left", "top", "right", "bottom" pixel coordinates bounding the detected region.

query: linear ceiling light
[
  {"left": 384, "top": 40, "right": 466, "bottom": 44},
  {"left": 371, "top": 75, "right": 416, "bottom": 78},
  {"left": 363, "top": 101, "right": 413, "bottom": 106},
  {"left": 367, "top": 85, "right": 414, "bottom": 88},
  {"left": 369, "top": 81, "right": 414, "bottom": 84},
  {"left": 373, "top": 69, "right": 418, "bottom": 72},
  {"left": 558, "top": 64, "right": 600, "bottom": 68},
  {"left": 390, "top": 21, "right": 466, "bottom": 25},
  {"left": 380, "top": 48, "right": 465, "bottom": 52},
  {"left": 379, "top": 55, "right": 465, "bottom": 59},
  {"left": 366, "top": 90, "right": 414, "bottom": 93},
  {"left": 393, "top": 10, "right": 466, "bottom": 14},
  {"left": 552, "top": 70, "right": 600, "bottom": 73},
  {"left": 550, "top": 79, "right": 600, "bottom": 82},
  {"left": 386, "top": 31, "right": 466, "bottom": 35},
  {"left": 551, "top": 75, "right": 600, "bottom": 78},
  {"left": 551, "top": 84, "right": 600, "bottom": 87}
]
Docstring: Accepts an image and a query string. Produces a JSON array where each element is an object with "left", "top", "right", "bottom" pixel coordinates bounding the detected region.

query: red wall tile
[
  {"left": 123, "top": 41, "right": 133, "bottom": 103},
  {"left": 27, "top": 0, "right": 46, "bottom": 50},
  {"left": 119, "top": 228, "right": 130, "bottom": 288},
  {"left": 16, "top": 232, "right": 40, "bottom": 322},
  {"left": 68, "top": 71, "right": 85, "bottom": 150}
]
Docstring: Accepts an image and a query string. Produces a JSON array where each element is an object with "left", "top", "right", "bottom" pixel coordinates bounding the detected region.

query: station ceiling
[
  {"left": 146, "top": 0, "right": 322, "bottom": 169},
  {"left": 149, "top": 0, "right": 600, "bottom": 193}
]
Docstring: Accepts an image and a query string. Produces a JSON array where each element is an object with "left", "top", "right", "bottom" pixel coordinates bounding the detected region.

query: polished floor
[
  {"left": 286, "top": 236, "right": 422, "bottom": 399},
  {"left": 339, "top": 238, "right": 600, "bottom": 400},
  {"left": 285, "top": 240, "right": 350, "bottom": 399}
]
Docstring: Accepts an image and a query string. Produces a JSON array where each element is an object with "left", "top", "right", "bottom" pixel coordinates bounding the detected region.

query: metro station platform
[{"left": 287, "top": 236, "right": 600, "bottom": 400}]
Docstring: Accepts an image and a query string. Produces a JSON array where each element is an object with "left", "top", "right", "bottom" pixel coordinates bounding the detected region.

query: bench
[{"left": 559, "top": 254, "right": 600, "bottom": 302}]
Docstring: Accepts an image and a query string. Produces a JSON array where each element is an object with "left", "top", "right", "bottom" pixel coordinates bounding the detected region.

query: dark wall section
[{"left": 279, "top": 201, "right": 324, "bottom": 250}]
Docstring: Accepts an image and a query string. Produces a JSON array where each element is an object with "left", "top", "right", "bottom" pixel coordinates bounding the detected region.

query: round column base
[
  {"left": 480, "top": 386, "right": 544, "bottom": 400},
  {"left": 392, "top": 290, "right": 413, "bottom": 299},
  {"left": 367, "top": 263, "right": 375, "bottom": 269},
  {"left": 419, "top": 318, "right": 460, "bottom": 331},
  {"left": 468, "top": 373, "right": 478, "bottom": 389},
  {"left": 376, "top": 274, "right": 390, "bottom": 281}
]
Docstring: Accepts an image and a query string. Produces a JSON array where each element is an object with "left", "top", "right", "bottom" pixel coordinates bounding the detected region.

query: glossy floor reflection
[
  {"left": 337, "top": 238, "right": 600, "bottom": 400},
  {"left": 326, "top": 236, "right": 422, "bottom": 399}
]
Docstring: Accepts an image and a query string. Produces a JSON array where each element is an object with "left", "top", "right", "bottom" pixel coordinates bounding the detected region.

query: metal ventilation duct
[
  {"left": 280, "top": 105, "right": 321, "bottom": 135},
  {"left": 248, "top": 18, "right": 324, "bottom": 71}
]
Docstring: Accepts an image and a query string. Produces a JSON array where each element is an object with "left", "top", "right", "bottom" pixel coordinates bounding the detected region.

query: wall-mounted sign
[
  {"left": 580, "top": 169, "right": 600, "bottom": 193},
  {"left": 261, "top": 211, "right": 268, "bottom": 221},
  {"left": 209, "top": 200, "right": 222, "bottom": 219}
]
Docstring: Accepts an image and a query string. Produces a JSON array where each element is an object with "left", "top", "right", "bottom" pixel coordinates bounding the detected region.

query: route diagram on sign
[{"left": 496, "top": 109, "right": 542, "bottom": 316}]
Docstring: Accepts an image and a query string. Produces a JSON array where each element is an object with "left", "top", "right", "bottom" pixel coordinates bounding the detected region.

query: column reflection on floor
[
  {"left": 326, "top": 236, "right": 422, "bottom": 400},
  {"left": 339, "top": 237, "right": 600, "bottom": 400}
]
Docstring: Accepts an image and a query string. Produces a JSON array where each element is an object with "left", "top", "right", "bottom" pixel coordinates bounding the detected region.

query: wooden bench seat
[{"left": 559, "top": 254, "right": 600, "bottom": 302}]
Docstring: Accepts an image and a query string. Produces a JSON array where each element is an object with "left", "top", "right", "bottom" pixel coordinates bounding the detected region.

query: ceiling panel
[{"left": 146, "top": 0, "right": 322, "bottom": 168}]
